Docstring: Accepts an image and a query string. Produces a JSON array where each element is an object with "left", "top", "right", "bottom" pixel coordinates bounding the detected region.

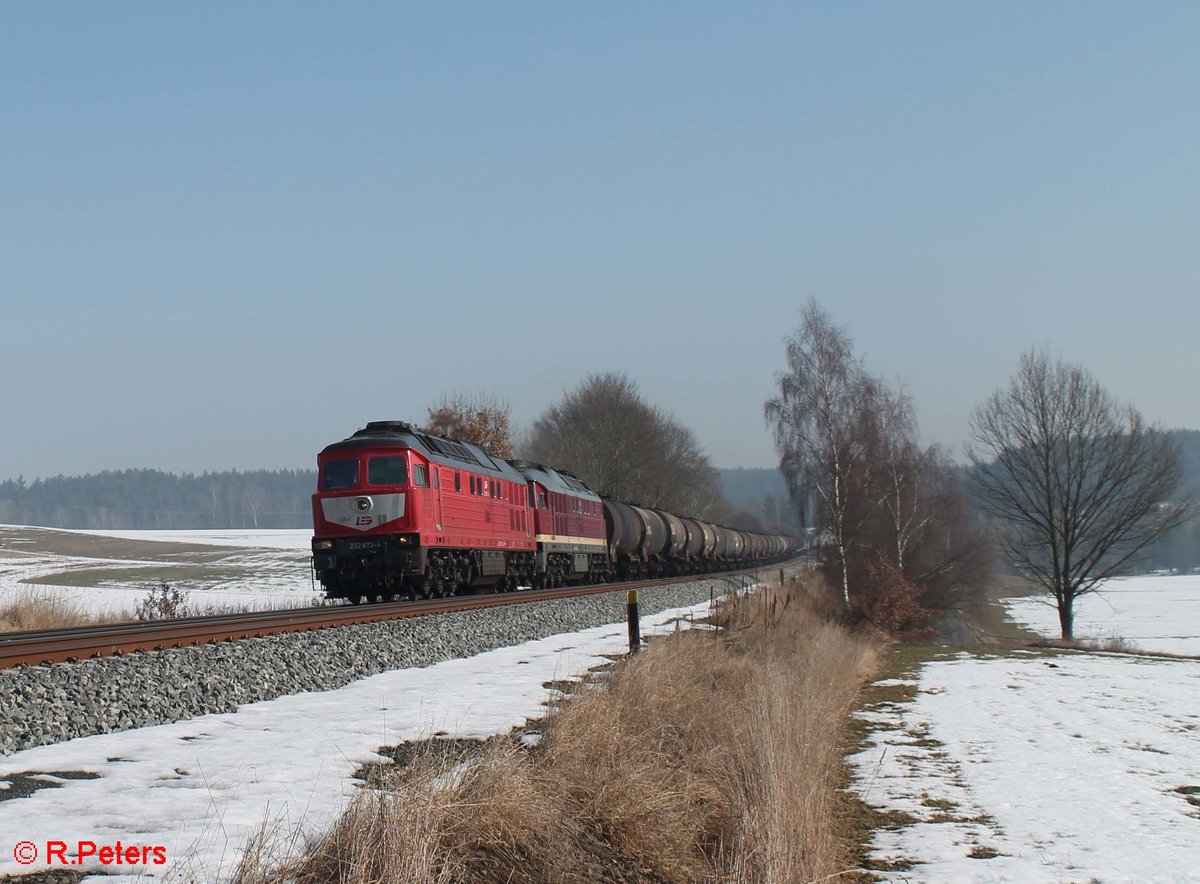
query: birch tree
[
  {"left": 874, "top": 388, "right": 927, "bottom": 573},
  {"left": 764, "top": 301, "right": 881, "bottom": 609}
]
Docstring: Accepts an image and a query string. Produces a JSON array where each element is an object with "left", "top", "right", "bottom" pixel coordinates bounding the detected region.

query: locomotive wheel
[{"left": 407, "top": 577, "right": 427, "bottom": 601}]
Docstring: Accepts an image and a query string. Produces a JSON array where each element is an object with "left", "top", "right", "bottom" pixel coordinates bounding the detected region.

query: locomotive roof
[
  {"left": 321, "top": 421, "right": 527, "bottom": 484},
  {"left": 507, "top": 460, "right": 602, "bottom": 501}
]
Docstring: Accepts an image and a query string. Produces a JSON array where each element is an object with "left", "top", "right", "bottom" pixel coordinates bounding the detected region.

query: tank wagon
[{"left": 312, "top": 421, "right": 795, "bottom": 603}]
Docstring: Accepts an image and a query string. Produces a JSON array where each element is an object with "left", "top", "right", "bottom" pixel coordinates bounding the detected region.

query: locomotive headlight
[
  {"left": 354, "top": 496, "right": 373, "bottom": 513},
  {"left": 314, "top": 540, "right": 333, "bottom": 550}
]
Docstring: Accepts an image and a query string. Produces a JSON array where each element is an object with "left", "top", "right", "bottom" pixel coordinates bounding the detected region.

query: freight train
[{"left": 310, "top": 421, "right": 794, "bottom": 603}]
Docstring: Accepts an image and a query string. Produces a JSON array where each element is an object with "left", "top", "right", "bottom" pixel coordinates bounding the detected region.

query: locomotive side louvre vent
[
  {"left": 417, "top": 432, "right": 485, "bottom": 467},
  {"left": 557, "top": 470, "right": 593, "bottom": 494}
]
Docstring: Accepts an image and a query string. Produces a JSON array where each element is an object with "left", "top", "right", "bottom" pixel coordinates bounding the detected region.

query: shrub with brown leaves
[{"left": 854, "top": 562, "right": 939, "bottom": 639}]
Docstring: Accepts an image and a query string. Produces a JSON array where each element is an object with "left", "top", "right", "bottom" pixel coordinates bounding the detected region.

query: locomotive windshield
[
  {"left": 368, "top": 456, "right": 408, "bottom": 486},
  {"left": 321, "top": 458, "right": 358, "bottom": 490}
]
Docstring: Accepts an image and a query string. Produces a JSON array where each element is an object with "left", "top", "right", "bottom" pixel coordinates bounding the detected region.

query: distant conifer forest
[{"left": 0, "top": 469, "right": 316, "bottom": 531}]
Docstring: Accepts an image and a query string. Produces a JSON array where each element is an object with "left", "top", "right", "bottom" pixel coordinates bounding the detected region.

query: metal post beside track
[{"left": 626, "top": 589, "right": 641, "bottom": 653}]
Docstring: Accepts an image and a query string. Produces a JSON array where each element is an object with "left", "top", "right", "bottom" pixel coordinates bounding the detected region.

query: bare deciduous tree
[
  {"left": 765, "top": 301, "right": 882, "bottom": 609},
  {"left": 526, "top": 372, "right": 727, "bottom": 519},
  {"left": 895, "top": 447, "right": 994, "bottom": 612},
  {"left": 967, "top": 351, "right": 1188, "bottom": 639},
  {"left": 424, "top": 390, "right": 515, "bottom": 460},
  {"left": 873, "top": 387, "right": 926, "bottom": 573}
]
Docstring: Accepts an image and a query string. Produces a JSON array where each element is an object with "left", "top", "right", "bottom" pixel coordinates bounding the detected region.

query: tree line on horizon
[
  {"left": 0, "top": 462, "right": 797, "bottom": 537},
  {"left": 0, "top": 469, "right": 316, "bottom": 532}
]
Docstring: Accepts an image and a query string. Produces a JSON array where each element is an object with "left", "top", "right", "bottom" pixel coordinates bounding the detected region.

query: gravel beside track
[{"left": 0, "top": 577, "right": 747, "bottom": 755}]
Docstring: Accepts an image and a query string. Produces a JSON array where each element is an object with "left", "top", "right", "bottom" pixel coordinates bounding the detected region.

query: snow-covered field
[
  {"left": 854, "top": 651, "right": 1200, "bottom": 882},
  {"left": 1004, "top": 574, "right": 1200, "bottom": 655},
  {"left": 77, "top": 529, "right": 313, "bottom": 551},
  {"left": 854, "top": 576, "right": 1200, "bottom": 882},
  {"left": 0, "top": 600, "right": 711, "bottom": 881},
  {"left": 0, "top": 527, "right": 321, "bottom": 616}
]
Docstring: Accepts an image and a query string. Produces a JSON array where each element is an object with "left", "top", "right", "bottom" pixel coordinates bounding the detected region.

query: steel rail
[{"left": 0, "top": 563, "right": 794, "bottom": 669}]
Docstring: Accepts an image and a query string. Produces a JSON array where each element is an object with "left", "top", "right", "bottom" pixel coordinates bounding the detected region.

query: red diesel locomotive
[
  {"left": 509, "top": 460, "right": 611, "bottom": 586},
  {"left": 311, "top": 421, "right": 536, "bottom": 601},
  {"left": 311, "top": 420, "right": 793, "bottom": 603}
]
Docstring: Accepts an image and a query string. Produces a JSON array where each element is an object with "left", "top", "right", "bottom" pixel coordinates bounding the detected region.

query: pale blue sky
[{"left": 3, "top": 3, "right": 1197, "bottom": 478}]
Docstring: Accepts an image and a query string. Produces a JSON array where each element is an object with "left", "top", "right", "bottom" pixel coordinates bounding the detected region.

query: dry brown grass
[
  {"left": 0, "top": 585, "right": 318, "bottom": 634},
  {"left": 237, "top": 577, "right": 881, "bottom": 884},
  {"left": 1031, "top": 635, "right": 1200, "bottom": 661},
  {"left": 0, "top": 589, "right": 123, "bottom": 633}
]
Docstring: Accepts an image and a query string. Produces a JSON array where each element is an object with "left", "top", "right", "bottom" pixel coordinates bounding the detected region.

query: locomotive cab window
[
  {"left": 321, "top": 458, "right": 358, "bottom": 490},
  {"left": 367, "top": 456, "right": 407, "bottom": 486},
  {"left": 414, "top": 465, "right": 428, "bottom": 487}
]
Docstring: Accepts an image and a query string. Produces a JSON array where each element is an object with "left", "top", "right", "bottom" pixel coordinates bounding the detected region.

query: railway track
[{"left": 0, "top": 566, "right": 786, "bottom": 670}]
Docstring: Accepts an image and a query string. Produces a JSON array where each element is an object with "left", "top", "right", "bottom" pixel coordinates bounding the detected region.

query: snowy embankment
[
  {"left": 0, "top": 601, "right": 714, "bottom": 881},
  {"left": 853, "top": 576, "right": 1200, "bottom": 883}
]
